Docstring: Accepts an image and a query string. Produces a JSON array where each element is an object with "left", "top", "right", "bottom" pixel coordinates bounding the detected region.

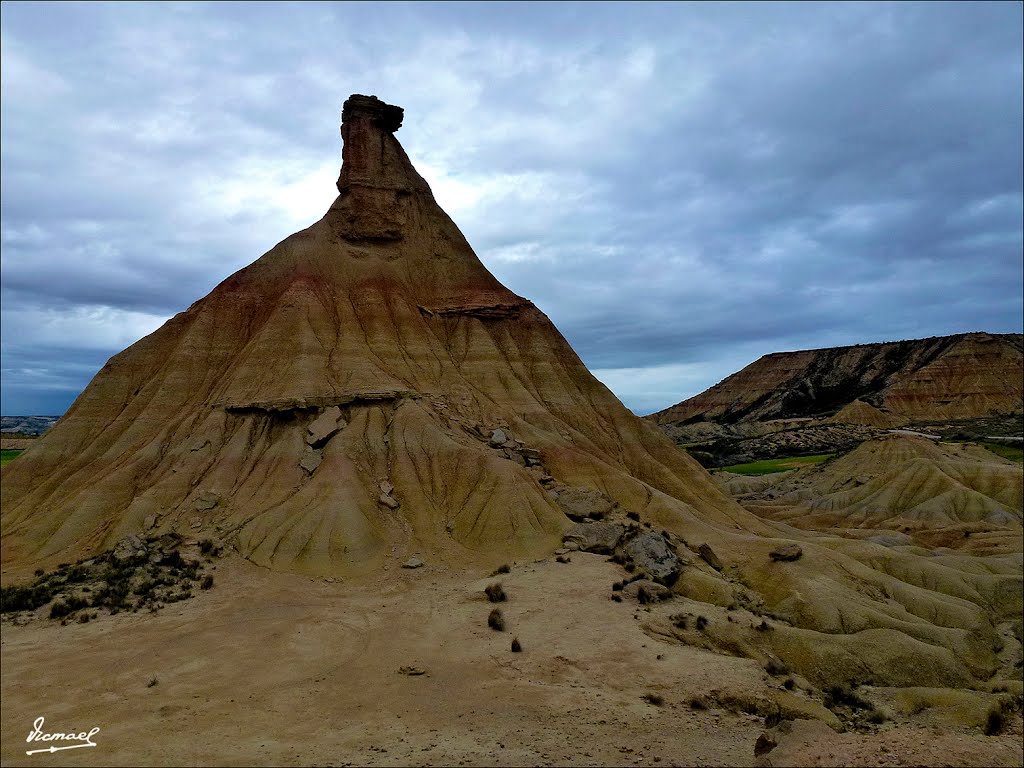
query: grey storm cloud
[{"left": 2, "top": 1, "right": 1022, "bottom": 417}]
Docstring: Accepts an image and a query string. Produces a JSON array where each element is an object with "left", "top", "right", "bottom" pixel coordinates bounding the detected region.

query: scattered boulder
[
  {"left": 380, "top": 494, "right": 400, "bottom": 510},
  {"left": 698, "top": 543, "right": 724, "bottom": 571},
  {"left": 112, "top": 534, "right": 148, "bottom": 564},
  {"left": 193, "top": 491, "right": 220, "bottom": 511},
  {"left": 402, "top": 556, "right": 424, "bottom": 569},
  {"left": 506, "top": 450, "right": 527, "bottom": 466},
  {"left": 306, "top": 406, "right": 345, "bottom": 446},
  {"left": 555, "top": 487, "right": 616, "bottom": 521},
  {"left": 622, "top": 578, "right": 672, "bottom": 602},
  {"left": 299, "top": 447, "right": 323, "bottom": 474},
  {"left": 769, "top": 543, "right": 803, "bottom": 562},
  {"left": 753, "top": 730, "right": 778, "bottom": 758},
  {"left": 489, "top": 428, "right": 507, "bottom": 446},
  {"left": 562, "top": 521, "right": 625, "bottom": 554},
  {"left": 379, "top": 480, "right": 394, "bottom": 496},
  {"left": 397, "top": 665, "right": 426, "bottom": 675},
  {"left": 619, "top": 532, "right": 683, "bottom": 586}
]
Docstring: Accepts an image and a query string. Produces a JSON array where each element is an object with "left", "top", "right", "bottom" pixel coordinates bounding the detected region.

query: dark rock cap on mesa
[{"left": 342, "top": 94, "right": 404, "bottom": 133}]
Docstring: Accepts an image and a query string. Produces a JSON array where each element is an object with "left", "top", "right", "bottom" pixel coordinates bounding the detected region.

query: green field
[
  {"left": 720, "top": 453, "right": 834, "bottom": 476},
  {"left": 979, "top": 442, "right": 1024, "bottom": 463},
  {"left": 1, "top": 449, "right": 24, "bottom": 466}
]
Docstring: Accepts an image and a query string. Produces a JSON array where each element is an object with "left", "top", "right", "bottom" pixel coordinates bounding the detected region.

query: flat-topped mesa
[{"left": 332, "top": 94, "right": 432, "bottom": 241}]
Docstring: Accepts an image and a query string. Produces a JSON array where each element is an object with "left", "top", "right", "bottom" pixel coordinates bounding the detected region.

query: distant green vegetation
[
  {"left": 979, "top": 442, "right": 1024, "bottom": 463},
  {"left": 721, "top": 453, "right": 835, "bottom": 476},
  {"left": 1, "top": 449, "right": 23, "bottom": 466}
]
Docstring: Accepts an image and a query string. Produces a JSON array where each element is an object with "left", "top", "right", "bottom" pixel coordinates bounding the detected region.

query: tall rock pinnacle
[
  {"left": 332, "top": 95, "right": 429, "bottom": 241},
  {"left": 1, "top": 95, "right": 755, "bottom": 577}
]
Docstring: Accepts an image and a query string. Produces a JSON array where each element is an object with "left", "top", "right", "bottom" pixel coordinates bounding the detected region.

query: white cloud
[{"left": 1, "top": 305, "right": 165, "bottom": 352}]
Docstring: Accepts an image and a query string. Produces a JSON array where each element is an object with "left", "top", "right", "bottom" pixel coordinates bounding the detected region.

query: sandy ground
[{"left": 2, "top": 552, "right": 1021, "bottom": 767}]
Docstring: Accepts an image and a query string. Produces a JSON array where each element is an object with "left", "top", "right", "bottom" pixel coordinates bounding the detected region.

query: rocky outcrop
[
  {"left": 617, "top": 532, "right": 683, "bottom": 586},
  {"left": 562, "top": 522, "right": 625, "bottom": 554}
]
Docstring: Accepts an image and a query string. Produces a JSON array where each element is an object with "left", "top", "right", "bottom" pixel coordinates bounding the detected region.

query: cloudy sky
[{"left": 2, "top": 1, "right": 1022, "bottom": 416}]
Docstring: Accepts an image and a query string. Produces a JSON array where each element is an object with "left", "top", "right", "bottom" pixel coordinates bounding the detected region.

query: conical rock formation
[
  {"left": 1, "top": 95, "right": 752, "bottom": 576},
  {"left": 3, "top": 98, "right": 1020, "bottom": 692}
]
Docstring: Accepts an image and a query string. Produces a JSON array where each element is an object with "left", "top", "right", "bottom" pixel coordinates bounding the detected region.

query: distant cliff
[{"left": 651, "top": 332, "right": 1024, "bottom": 430}]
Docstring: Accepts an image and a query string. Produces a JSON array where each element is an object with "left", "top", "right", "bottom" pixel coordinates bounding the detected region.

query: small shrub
[
  {"left": 34, "top": 568, "right": 44, "bottom": 577},
  {"left": 200, "top": 574, "right": 214, "bottom": 590},
  {"left": 689, "top": 696, "right": 708, "bottom": 710},
  {"left": 637, "top": 586, "right": 653, "bottom": 605},
  {"left": 984, "top": 707, "right": 1005, "bottom": 735},
  {"left": 756, "top": 620, "right": 772, "bottom": 632},
  {"left": 64, "top": 565, "right": 89, "bottom": 584},
  {"left": 490, "top": 564, "right": 511, "bottom": 576},
  {"left": 623, "top": 562, "right": 635, "bottom": 573},
  {"left": 695, "top": 615, "right": 708, "bottom": 631},
  {"left": 765, "top": 658, "right": 788, "bottom": 677},
  {"left": 163, "top": 550, "right": 183, "bottom": 568},
  {"left": 824, "top": 684, "right": 872, "bottom": 711},
  {"left": 78, "top": 612, "right": 91, "bottom": 623},
  {"left": 611, "top": 594, "right": 622, "bottom": 602},
  {"left": 626, "top": 511, "right": 640, "bottom": 522},
  {"left": 611, "top": 581, "right": 624, "bottom": 592},
  {"left": 783, "top": 678, "right": 795, "bottom": 690},
  {"left": 555, "top": 555, "right": 570, "bottom": 564},
  {"left": 484, "top": 582, "right": 507, "bottom": 603},
  {"left": 147, "top": 677, "right": 159, "bottom": 688},
  {"left": 867, "top": 709, "right": 887, "bottom": 724},
  {"left": 488, "top": 608, "right": 505, "bottom": 632},
  {"left": 642, "top": 693, "right": 664, "bottom": 706},
  {"left": 672, "top": 615, "right": 688, "bottom": 630},
  {"left": 1, "top": 583, "right": 55, "bottom": 613},
  {"left": 49, "top": 595, "right": 88, "bottom": 619},
  {"left": 511, "top": 637, "right": 522, "bottom": 653},
  {"left": 199, "top": 539, "right": 215, "bottom": 555}
]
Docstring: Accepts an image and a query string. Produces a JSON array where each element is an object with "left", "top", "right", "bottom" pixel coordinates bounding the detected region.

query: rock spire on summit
[{"left": 341, "top": 94, "right": 404, "bottom": 133}]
